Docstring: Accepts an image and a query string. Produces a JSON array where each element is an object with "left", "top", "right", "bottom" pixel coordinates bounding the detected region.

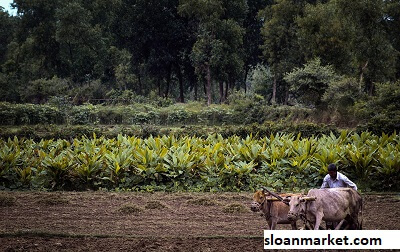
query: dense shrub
[
  {"left": 0, "top": 122, "right": 339, "bottom": 140},
  {"left": 0, "top": 102, "right": 64, "bottom": 125},
  {"left": 354, "top": 81, "right": 400, "bottom": 134},
  {"left": 0, "top": 101, "right": 317, "bottom": 127}
]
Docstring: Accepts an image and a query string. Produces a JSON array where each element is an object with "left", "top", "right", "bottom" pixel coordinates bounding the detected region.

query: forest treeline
[{"left": 0, "top": 0, "right": 400, "bottom": 131}]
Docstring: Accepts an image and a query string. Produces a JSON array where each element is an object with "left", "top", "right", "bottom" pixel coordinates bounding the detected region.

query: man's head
[{"left": 327, "top": 163, "right": 337, "bottom": 179}]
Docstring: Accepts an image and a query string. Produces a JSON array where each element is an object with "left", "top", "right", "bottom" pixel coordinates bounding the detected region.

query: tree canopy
[{"left": 0, "top": 0, "right": 399, "bottom": 109}]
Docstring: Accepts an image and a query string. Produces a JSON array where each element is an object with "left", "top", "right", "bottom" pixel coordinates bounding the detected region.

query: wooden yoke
[{"left": 261, "top": 186, "right": 289, "bottom": 206}]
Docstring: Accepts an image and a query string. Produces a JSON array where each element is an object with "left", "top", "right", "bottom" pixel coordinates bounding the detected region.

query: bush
[
  {"left": 354, "top": 81, "right": 400, "bottom": 134},
  {"left": 247, "top": 64, "right": 274, "bottom": 100},
  {"left": 284, "top": 58, "right": 339, "bottom": 107},
  {"left": 0, "top": 102, "right": 64, "bottom": 125},
  {"left": 21, "top": 77, "right": 72, "bottom": 104},
  {"left": 69, "top": 104, "right": 98, "bottom": 124}
]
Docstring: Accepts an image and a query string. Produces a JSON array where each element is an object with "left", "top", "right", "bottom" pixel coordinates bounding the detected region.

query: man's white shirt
[{"left": 321, "top": 172, "right": 358, "bottom": 190}]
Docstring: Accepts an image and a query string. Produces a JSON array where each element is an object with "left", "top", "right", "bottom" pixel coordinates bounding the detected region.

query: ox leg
[
  {"left": 265, "top": 219, "right": 271, "bottom": 230},
  {"left": 346, "top": 215, "right": 359, "bottom": 230},
  {"left": 270, "top": 218, "right": 277, "bottom": 230},
  {"left": 314, "top": 213, "right": 323, "bottom": 230},
  {"left": 290, "top": 221, "right": 297, "bottom": 230},
  {"left": 334, "top": 219, "right": 346, "bottom": 230}
]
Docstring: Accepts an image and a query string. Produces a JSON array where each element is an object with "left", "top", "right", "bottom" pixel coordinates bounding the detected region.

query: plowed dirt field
[{"left": 0, "top": 191, "right": 399, "bottom": 251}]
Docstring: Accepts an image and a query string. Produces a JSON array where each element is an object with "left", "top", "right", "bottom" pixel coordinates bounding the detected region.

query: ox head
[
  {"left": 250, "top": 190, "right": 267, "bottom": 212},
  {"left": 287, "top": 195, "right": 316, "bottom": 221}
]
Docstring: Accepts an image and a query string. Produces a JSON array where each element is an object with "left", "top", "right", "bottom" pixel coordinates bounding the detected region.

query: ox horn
[{"left": 301, "top": 196, "right": 317, "bottom": 201}]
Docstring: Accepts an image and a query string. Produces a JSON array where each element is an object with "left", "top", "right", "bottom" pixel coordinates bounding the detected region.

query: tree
[
  {"left": 383, "top": 0, "right": 400, "bottom": 79},
  {"left": 297, "top": 0, "right": 398, "bottom": 95},
  {"left": 247, "top": 63, "right": 273, "bottom": 100},
  {"left": 242, "top": 0, "right": 270, "bottom": 93},
  {"left": 296, "top": 1, "right": 355, "bottom": 75},
  {"left": 213, "top": 13, "right": 246, "bottom": 103},
  {"left": 179, "top": 0, "right": 224, "bottom": 105},
  {"left": 11, "top": 0, "right": 63, "bottom": 78},
  {"left": 113, "top": 0, "right": 192, "bottom": 101},
  {"left": 259, "top": 0, "right": 307, "bottom": 104},
  {"left": 0, "top": 9, "right": 17, "bottom": 101},
  {"left": 0, "top": 8, "right": 14, "bottom": 65},
  {"left": 284, "top": 58, "right": 339, "bottom": 107},
  {"left": 322, "top": 77, "right": 363, "bottom": 117},
  {"left": 56, "top": 1, "right": 108, "bottom": 82},
  {"left": 179, "top": 0, "right": 247, "bottom": 105}
]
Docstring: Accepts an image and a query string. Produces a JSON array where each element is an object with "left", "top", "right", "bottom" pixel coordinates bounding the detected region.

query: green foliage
[
  {"left": 355, "top": 81, "right": 400, "bottom": 134},
  {"left": 1, "top": 0, "right": 399, "bottom": 108},
  {"left": 1, "top": 132, "right": 399, "bottom": 192},
  {"left": 297, "top": 0, "right": 397, "bottom": 90},
  {"left": 375, "top": 141, "right": 400, "bottom": 190},
  {"left": 0, "top": 102, "right": 64, "bottom": 125},
  {"left": 21, "top": 77, "right": 72, "bottom": 104},
  {"left": 247, "top": 64, "right": 274, "bottom": 99},
  {"left": 37, "top": 149, "right": 75, "bottom": 190},
  {"left": 322, "top": 77, "right": 363, "bottom": 114},
  {"left": 296, "top": 1, "right": 356, "bottom": 74},
  {"left": 0, "top": 121, "right": 338, "bottom": 141},
  {"left": 284, "top": 58, "right": 339, "bottom": 107},
  {"left": 0, "top": 101, "right": 318, "bottom": 127}
]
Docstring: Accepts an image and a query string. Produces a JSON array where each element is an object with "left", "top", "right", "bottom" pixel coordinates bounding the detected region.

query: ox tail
[{"left": 359, "top": 195, "right": 363, "bottom": 230}]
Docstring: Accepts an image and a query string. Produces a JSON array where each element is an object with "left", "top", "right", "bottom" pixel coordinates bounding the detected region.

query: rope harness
[{"left": 298, "top": 201, "right": 315, "bottom": 230}]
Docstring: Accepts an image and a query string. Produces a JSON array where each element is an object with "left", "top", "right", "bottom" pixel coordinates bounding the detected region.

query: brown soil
[{"left": 0, "top": 191, "right": 399, "bottom": 251}]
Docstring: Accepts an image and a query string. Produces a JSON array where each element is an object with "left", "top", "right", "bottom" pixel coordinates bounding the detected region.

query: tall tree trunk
[
  {"left": 137, "top": 73, "right": 142, "bottom": 95},
  {"left": 359, "top": 60, "right": 369, "bottom": 92},
  {"left": 206, "top": 64, "right": 212, "bottom": 106},
  {"left": 367, "top": 80, "right": 374, "bottom": 96},
  {"left": 177, "top": 65, "right": 184, "bottom": 103},
  {"left": 244, "top": 67, "right": 249, "bottom": 94},
  {"left": 194, "top": 79, "right": 198, "bottom": 101},
  {"left": 219, "top": 81, "right": 224, "bottom": 103},
  {"left": 284, "top": 86, "right": 289, "bottom": 105},
  {"left": 224, "top": 80, "right": 229, "bottom": 102},
  {"left": 271, "top": 76, "right": 277, "bottom": 104},
  {"left": 158, "top": 78, "right": 162, "bottom": 97},
  {"left": 165, "top": 65, "right": 171, "bottom": 99}
]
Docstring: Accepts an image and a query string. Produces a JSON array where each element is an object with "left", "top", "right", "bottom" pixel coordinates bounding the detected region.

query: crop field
[
  {"left": 0, "top": 191, "right": 399, "bottom": 251},
  {"left": 1, "top": 132, "right": 399, "bottom": 192}
]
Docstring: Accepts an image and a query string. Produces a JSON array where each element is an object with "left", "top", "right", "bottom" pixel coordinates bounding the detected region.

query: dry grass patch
[
  {"left": 118, "top": 203, "right": 143, "bottom": 214},
  {"left": 231, "top": 195, "right": 252, "bottom": 201},
  {"left": 186, "top": 197, "right": 218, "bottom": 206},
  {"left": 0, "top": 194, "right": 16, "bottom": 207},
  {"left": 222, "top": 203, "right": 248, "bottom": 214},
  {"left": 36, "top": 195, "right": 69, "bottom": 206},
  {"left": 145, "top": 200, "right": 167, "bottom": 210}
]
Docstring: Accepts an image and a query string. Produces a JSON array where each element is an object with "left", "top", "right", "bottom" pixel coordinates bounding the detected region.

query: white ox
[{"left": 287, "top": 188, "right": 362, "bottom": 230}]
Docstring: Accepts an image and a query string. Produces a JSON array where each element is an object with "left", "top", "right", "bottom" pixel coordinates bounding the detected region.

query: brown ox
[
  {"left": 287, "top": 188, "right": 363, "bottom": 230},
  {"left": 250, "top": 190, "right": 299, "bottom": 230}
]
